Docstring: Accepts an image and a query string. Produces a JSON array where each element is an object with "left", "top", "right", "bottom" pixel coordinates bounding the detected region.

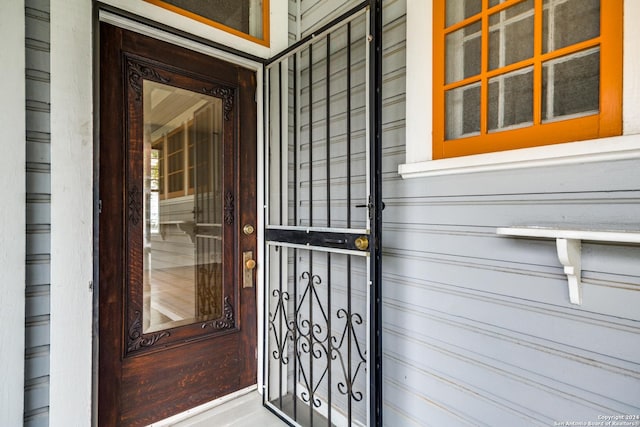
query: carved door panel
[{"left": 99, "top": 23, "right": 257, "bottom": 426}]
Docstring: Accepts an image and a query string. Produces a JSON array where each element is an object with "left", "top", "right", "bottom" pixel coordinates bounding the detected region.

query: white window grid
[
  {"left": 542, "top": 0, "right": 600, "bottom": 122},
  {"left": 488, "top": 1, "right": 534, "bottom": 131},
  {"left": 447, "top": 0, "right": 600, "bottom": 138}
]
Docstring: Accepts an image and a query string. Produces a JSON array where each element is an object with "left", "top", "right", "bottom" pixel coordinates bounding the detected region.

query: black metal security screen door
[{"left": 263, "top": 2, "right": 382, "bottom": 426}]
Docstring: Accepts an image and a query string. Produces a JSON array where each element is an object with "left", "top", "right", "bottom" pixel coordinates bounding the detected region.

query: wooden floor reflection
[
  {"left": 143, "top": 263, "right": 224, "bottom": 332},
  {"left": 146, "top": 265, "right": 195, "bottom": 325}
]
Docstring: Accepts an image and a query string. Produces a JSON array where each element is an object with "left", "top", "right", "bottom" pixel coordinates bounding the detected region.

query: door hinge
[{"left": 98, "top": 199, "right": 103, "bottom": 214}]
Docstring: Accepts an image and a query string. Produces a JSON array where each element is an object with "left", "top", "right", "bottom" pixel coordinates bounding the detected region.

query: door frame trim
[{"left": 93, "top": 7, "right": 267, "bottom": 424}]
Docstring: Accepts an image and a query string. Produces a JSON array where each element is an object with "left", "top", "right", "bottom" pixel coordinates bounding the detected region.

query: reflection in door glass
[{"left": 143, "top": 80, "right": 223, "bottom": 333}]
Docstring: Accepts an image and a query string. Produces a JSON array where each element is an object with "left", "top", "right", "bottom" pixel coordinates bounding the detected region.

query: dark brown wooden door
[{"left": 98, "top": 23, "right": 258, "bottom": 426}]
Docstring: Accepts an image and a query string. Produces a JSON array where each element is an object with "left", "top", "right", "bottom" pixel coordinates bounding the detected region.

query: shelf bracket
[
  {"left": 497, "top": 226, "right": 640, "bottom": 306},
  {"left": 555, "top": 238, "right": 582, "bottom": 305}
]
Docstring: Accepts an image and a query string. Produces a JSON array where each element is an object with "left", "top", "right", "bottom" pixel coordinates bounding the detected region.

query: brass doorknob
[
  {"left": 245, "top": 259, "right": 257, "bottom": 270},
  {"left": 354, "top": 236, "right": 369, "bottom": 251},
  {"left": 243, "top": 224, "right": 255, "bottom": 235}
]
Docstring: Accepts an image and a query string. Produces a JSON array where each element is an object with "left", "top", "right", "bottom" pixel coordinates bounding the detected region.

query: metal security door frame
[
  {"left": 369, "top": 1, "right": 383, "bottom": 425},
  {"left": 261, "top": 1, "right": 383, "bottom": 425}
]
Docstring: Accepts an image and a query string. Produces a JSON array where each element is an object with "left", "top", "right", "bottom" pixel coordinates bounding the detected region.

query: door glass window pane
[
  {"left": 543, "top": 0, "right": 600, "bottom": 53},
  {"left": 143, "top": 80, "right": 224, "bottom": 333},
  {"left": 542, "top": 48, "right": 600, "bottom": 122}
]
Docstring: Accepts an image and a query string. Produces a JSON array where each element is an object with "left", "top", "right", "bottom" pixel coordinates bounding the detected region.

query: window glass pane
[
  {"left": 542, "top": 48, "right": 600, "bottom": 121},
  {"left": 188, "top": 122, "right": 195, "bottom": 190},
  {"left": 543, "top": 0, "right": 599, "bottom": 53},
  {"left": 446, "top": 83, "right": 481, "bottom": 139},
  {"left": 489, "top": 0, "right": 534, "bottom": 70},
  {"left": 488, "top": 67, "right": 533, "bottom": 131},
  {"left": 167, "top": 129, "right": 185, "bottom": 194},
  {"left": 446, "top": 0, "right": 482, "bottom": 27},
  {"left": 505, "top": 0, "right": 533, "bottom": 18},
  {"left": 143, "top": 80, "right": 224, "bottom": 333},
  {"left": 446, "top": 21, "right": 482, "bottom": 84},
  {"left": 148, "top": 0, "right": 264, "bottom": 39}
]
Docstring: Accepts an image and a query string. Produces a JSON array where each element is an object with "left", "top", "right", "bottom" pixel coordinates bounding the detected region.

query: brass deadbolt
[
  {"left": 245, "top": 259, "right": 257, "bottom": 270},
  {"left": 243, "top": 224, "right": 255, "bottom": 235},
  {"left": 354, "top": 236, "right": 369, "bottom": 251}
]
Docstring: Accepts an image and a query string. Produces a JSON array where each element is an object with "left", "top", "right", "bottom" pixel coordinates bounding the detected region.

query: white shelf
[
  {"left": 496, "top": 226, "right": 640, "bottom": 244},
  {"left": 496, "top": 226, "right": 640, "bottom": 306}
]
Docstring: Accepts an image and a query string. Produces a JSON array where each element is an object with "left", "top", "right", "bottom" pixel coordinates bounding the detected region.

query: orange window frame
[
  {"left": 144, "top": 0, "right": 270, "bottom": 47},
  {"left": 432, "top": 0, "right": 623, "bottom": 159}
]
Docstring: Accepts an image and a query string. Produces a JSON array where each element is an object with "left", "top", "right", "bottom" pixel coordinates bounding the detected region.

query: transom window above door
[
  {"left": 433, "top": 0, "right": 622, "bottom": 159},
  {"left": 144, "top": 0, "right": 269, "bottom": 46}
]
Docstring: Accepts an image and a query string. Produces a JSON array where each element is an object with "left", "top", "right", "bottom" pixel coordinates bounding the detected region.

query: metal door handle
[
  {"left": 354, "top": 236, "right": 369, "bottom": 251},
  {"left": 243, "top": 251, "right": 255, "bottom": 288}
]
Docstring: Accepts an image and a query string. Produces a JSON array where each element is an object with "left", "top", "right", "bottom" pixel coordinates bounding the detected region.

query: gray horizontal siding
[
  {"left": 290, "top": 0, "right": 640, "bottom": 424},
  {"left": 298, "top": 0, "right": 362, "bottom": 37},
  {"left": 289, "top": 0, "right": 299, "bottom": 45},
  {"left": 376, "top": 0, "right": 640, "bottom": 424},
  {"left": 25, "top": 0, "right": 50, "bottom": 425}
]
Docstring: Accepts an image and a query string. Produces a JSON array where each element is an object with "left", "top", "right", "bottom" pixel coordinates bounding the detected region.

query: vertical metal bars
[
  {"left": 292, "top": 53, "right": 299, "bottom": 421},
  {"left": 263, "top": 2, "right": 379, "bottom": 426},
  {"left": 368, "top": 1, "right": 383, "bottom": 426},
  {"left": 325, "top": 33, "right": 333, "bottom": 426}
]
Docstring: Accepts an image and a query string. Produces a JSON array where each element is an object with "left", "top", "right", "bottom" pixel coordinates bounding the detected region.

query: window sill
[{"left": 398, "top": 134, "right": 640, "bottom": 179}]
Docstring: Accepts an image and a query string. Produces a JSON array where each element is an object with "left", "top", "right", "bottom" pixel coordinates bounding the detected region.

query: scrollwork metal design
[
  {"left": 268, "top": 288, "right": 291, "bottom": 364},
  {"left": 196, "top": 265, "right": 221, "bottom": 318},
  {"left": 332, "top": 309, "right": 366, "bottom": 402},
  {"left": 268, "top": 269, "right": 367, "bottom": 414},
  {"left": 295, "top": 272, "right": 330, "bottom": 408}
]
